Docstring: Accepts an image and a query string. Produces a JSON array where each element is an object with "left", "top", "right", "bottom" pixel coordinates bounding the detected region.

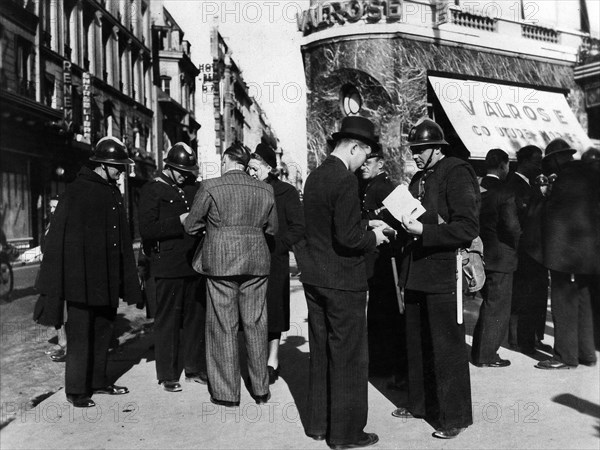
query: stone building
[
  {"left": 300, "top": 0, "right": 598, "bottom": 182},
  {"left": 1, "top": 0, "right": 155, "bottom": 248},
  {"left": 151, "top": 4, "right": 200, "bottom": 167}
]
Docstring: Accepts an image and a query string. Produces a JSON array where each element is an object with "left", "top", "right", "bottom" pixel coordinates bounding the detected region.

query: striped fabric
[{"left": 184, "top": 170, "right": 278, "bottom": 276}]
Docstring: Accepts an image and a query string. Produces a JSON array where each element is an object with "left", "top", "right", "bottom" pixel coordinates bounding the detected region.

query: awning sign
[{"left": 429, "top": 75, "right": 593, "bottom": 159}]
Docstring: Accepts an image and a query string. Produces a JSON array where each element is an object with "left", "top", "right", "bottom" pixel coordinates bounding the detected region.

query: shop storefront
[{"left": 300, "top": 0, "right": 595, "bottom": 182}]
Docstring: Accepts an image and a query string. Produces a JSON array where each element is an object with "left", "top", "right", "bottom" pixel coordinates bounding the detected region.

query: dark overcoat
[
  {"left": 138, "top": 174, "right": 201, "bottom": 278},
  {"left": 265, "top": 176, "right": 305, "bottom": 332},
  {"left": 399, "top": 157, "right": 480, "bottom": 293},
  {"left": 479, "top": 176, "right": 521, "bottom": 273},
  {"left": 36, "top": 166, "right": 141, "bottom": 326},
  {"left": 523, "top": 161, "right": 600, "bottom": 274}
]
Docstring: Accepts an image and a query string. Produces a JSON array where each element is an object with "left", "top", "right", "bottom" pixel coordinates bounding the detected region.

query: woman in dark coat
[{"left": 248, "top": 143, "right": 305, "bottom": 384}]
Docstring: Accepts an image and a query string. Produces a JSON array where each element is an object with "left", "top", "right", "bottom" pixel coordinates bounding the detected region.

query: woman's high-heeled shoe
[{"left": 267, "top": 365, "right": 279, "bottom": 384}]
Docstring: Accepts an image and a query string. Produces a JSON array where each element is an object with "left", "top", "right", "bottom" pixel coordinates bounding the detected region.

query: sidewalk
[{"left": 1, "top": 277, "right": 598, "bottom": 449}]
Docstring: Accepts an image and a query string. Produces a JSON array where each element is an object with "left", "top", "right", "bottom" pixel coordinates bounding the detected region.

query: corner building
[{"left": 300, "top": 0, "right": 598, "bottom": 181}]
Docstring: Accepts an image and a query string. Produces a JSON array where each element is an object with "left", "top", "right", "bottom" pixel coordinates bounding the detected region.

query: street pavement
[{"left": 1, "top": 274, "right": 598, "bottom": 449}]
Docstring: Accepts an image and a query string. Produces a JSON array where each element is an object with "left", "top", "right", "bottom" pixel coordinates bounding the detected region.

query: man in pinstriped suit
[{"left": 184, "top": 143, "right": 278, "bottom": 407}]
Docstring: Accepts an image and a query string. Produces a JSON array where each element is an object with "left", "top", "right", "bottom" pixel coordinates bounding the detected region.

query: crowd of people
[{"left": 33, "top": 116, "right": 599, "bottom": 449}]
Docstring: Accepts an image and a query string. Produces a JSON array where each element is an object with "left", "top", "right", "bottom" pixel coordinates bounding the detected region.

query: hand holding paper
[{"left": 382, "top": 185, "right": 426, "bottom": 222}]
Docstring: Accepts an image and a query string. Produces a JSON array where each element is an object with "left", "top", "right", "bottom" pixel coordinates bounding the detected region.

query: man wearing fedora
[
  {"left": 299, "top": 116, "right": 389, "bottom": 449},
  {"left": 523, "top": 138, "right": 599, "bottom": 369},
  {"left": 139, "top": 142, "right": 207, "bottom": 392}
]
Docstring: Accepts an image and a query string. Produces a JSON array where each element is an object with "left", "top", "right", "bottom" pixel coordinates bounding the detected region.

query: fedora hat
[
  {"left": 543, "top": 138, "right": 577, "bottom": 160},
  {"left": 330, "top": 116, "right": 380, "bottom": 152}
]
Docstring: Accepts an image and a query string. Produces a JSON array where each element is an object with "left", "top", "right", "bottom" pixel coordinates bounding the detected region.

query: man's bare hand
[
  {"left": 372, "top": 225, "right": 390, "bottom": 246},
  {"left": 179, "top": 212, "right": 189, "bottom": 225}
]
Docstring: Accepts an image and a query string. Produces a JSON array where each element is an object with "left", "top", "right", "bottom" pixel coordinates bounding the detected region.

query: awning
[{"left": 428, "top": 75, "right": 593, "bottom": 159}]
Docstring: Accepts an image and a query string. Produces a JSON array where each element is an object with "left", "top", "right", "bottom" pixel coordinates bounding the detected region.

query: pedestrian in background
[
  {"left": 184, "top": 142, "right": 278, "bottom": 407},
  {"left": 247, "top": 143, "right": 305, "bottom": 385},
  {"left": 34, "top": 195, "right": 68, "bottom": 362},
  {"left": 358, "top": 151, "right": 407, "bottom": 389},
  {"left": 505, "top": 145, "right": 548, "bottom": 355},
  {"left": 299, "top": 116, "right": 388, "bottom": 449},
  {"left": 471, "top": 149, "right": 521, "bottom": 368},
  {"left": 524, "top": 139, "right": 599, "bottom": 369},
  {"left": 394, "top": 119, "right": 478, "bottom": 440},
  {"left": 36, "top": 137, "right": 142, "bottom": 408},
  {"left": 139, "top": 142, "right": 207, "bottom": 393}
]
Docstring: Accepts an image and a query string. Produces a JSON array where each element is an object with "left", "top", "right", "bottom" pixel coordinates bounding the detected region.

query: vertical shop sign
[
  {"left": 63, "top": 61, "right": 72, "bottom": 130},
  {"left": 82, "top": 72, "right": 92, "bottom": 142}
]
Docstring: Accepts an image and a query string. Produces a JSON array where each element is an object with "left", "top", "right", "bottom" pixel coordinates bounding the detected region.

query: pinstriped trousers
[{"left": 206, "top": 275, "right": 269, "bottom": 402}]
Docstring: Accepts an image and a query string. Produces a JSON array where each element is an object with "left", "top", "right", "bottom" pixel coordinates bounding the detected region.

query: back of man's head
[
  {"left": 485, "top": 148, "right": 509, "bottom": 171},
  {"left": 223, "top": 142, "right": 250, "bottom": 168},
  {"left": 516, "top": 145, "right": 542, "bottom": 165}
]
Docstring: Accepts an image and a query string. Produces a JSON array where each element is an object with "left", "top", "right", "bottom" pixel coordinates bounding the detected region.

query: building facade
[
  {"left": 300, "top": 0, "right": 599, "bottom": 182},
  {"left": 151, "top": 5, "right": 200, "bottom": 168},
  {"left": 1, "top": 0, "right": 155, "bottom": 248}
]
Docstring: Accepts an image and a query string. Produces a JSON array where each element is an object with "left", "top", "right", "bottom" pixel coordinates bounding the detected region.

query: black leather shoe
[
  {"left": 162, "top": 381, "right": 182, "bottom": 392},
  {"left": 432, "top": 427, "right": 466, "bottom": 439},
  {"left": 306, "top": 433, "right": 327, "bottom": 441},
  {"left": 535, "top": 359, "right": 572, "bottom": 370},
  {"left": 66, "top": 394, "right": 95, "bottom": 408},
  {"left": 50, "top": 352, "right": 67, "bottom": 362},
  {"left": 93, "top": 385, "right": 129, "bottom": 395},
  {"left": 185, "top": 372, "right": 208, "bottom": 384},
  {"left": 473, "top": 358, "right": 511, "bottom": 368},
  {"left": 254, "top": 392, "right": 271, "bottom": 405},
  {"left": 268, "top": 365, "right": 280, "bottom": 384},
  {"left": 579, "top": 359, "right": 597, "bottom": 367},
  {"left": 391, "top": 407, "right": 416, "bottom": 419},
  {"left": 210, "top": 397, "right": 239, "bottom": 407},
  {"left": 328, "top": 432, "right": 379, "bottom": 449}
]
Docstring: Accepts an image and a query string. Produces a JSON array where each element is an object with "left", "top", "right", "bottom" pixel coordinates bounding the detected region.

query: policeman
[
  {"left": 358, "top": 152, "right": 406, "bottom": 388},
  {"left": 394, "top": 119, "right": 479, "bottom": 439},
  {"left": 37, "top": 137, "right": 142, "bottom": 408},
  {"left": 139, "top": 143, "right": 207, "bottom": 392}
]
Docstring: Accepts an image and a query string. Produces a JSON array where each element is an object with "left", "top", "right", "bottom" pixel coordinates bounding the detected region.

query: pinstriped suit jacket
[{"left": 184, "top": 169, "right": 278, "bottom": 277}]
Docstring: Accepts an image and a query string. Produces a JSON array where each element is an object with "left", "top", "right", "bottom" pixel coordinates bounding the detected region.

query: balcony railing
[
  {"left": 17, "top": 78, "right": 35, "bottom": 99},
  {"left": 450, "top": 8, "right": 497, "bottom": 33},
  {"left": 577, "top": 36, "right": 600, "bottom": 64},
  {"left": 522, "top": 24, "right": 559, "bottom": 43}
]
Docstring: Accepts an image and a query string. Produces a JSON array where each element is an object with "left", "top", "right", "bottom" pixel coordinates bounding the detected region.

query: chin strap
[{"left": 423, "top": 147, "right": 436, "bottom": 170}]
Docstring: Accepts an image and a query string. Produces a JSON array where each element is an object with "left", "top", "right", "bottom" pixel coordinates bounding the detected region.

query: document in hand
[{"left": 382, "top": 185, "right": 426, "bottom": 221}]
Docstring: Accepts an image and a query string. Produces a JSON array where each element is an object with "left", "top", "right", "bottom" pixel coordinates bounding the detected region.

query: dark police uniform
[
  {"left": 139, "top": 174, "right": 206, "bottom": 383},
  {"left": 359, "top": 172, "right": 406, "bottom": 380},
  {"left": 399, "top": 156, "right": 478, "bottom": 431},
  {"left": 37, "top": 166, "right": 142, "bottom": 395}
]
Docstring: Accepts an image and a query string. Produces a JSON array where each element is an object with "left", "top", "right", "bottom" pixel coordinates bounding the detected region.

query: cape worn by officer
[{"left": 36, "top": 137, "right": 141, "bottom": 408}]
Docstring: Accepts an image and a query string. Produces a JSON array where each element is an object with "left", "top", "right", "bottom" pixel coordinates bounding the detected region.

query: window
[
  {"left": 161, "top": 76, "right": 171, "bottom": 96},
  {"left": 16, "top": 37, "right": 34, "bottom": 99},
  {"left": 340, "top": 84, "right": 362, "bottom": 116},
  {"left": 43, "top": 73, "right": 55, "bottom": 107}
]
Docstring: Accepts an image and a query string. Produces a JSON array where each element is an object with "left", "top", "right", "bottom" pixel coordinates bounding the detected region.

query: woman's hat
[{"left": 254, "top": 143, "right": 277, "bottom": 169}]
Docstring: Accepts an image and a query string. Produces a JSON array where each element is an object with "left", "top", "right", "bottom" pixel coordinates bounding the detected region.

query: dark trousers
[
  {"left": 551, "top": 271, "right": 596, "bottom": 366},
  {"left": 206, "top": 275, "right": 268, "bottom": 403},
  {"left": 405, "top": 290, "right": 473, "bottom": 430},
  {"left": 65, "top": 303, "right": 116, "bottom": 395},
  {"left": 509, "top": 252, "right": 548, "bottom": 352},
  {"left": 472, "top": 271, "right": 513, "bottom": 363},
  {"left": 367, "top": 272, "right": 407, "bottom": 380},
  {"left": 304, "top": 284, "right": 369, "bottom": 445},
  {"left": 154, "top": 276, "right": 206, "bottom": 382}
]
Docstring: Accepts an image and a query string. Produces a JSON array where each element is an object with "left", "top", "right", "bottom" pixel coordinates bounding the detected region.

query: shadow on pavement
[{"left": 278, "top": 335, "right": 310, "bottom": 430}]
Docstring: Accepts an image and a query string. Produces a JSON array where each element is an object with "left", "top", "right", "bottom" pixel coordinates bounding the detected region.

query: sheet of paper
[{"left": 382, "top": 185, "right": 426, "bottom": 221}]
